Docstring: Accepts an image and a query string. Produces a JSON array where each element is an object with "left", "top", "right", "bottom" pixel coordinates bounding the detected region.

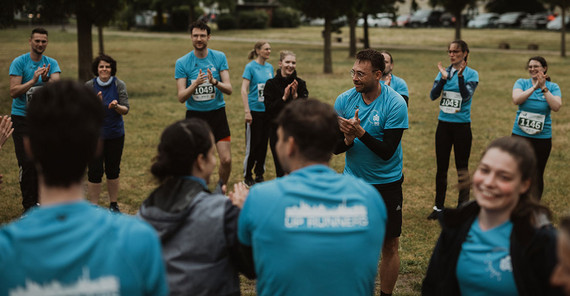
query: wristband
[{"left": 213, "top": 79, "right": 219, "bottom": 86}]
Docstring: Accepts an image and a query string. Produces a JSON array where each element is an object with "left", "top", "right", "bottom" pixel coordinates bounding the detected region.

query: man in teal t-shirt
[
  {"left": 175, "top": 21, "right": 233, "bottom": 190},
  {"left": 334, "top": 49, "right": 408, "bottom": 296},
  {"left": 235, "top": 99, "right": 387, "bottom": 296},
  {"left": 9, "top": 27, "right": 61, "bottom": 212}
]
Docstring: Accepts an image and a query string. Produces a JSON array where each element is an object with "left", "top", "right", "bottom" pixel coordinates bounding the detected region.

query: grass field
[{"left": 1, "top": 25, "right": 569, "bottom": 295}]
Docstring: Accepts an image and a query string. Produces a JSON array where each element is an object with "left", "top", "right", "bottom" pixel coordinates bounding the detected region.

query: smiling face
[
  {"left": 448, "top": 43, "right": 466, "bottom": 66},
  {"left": 279, "top": 54, "right": 297, "bottom": 77},
  {"left": 527, "top": 59, "right": 546, "bottom": 80},
  {"left": 472, "top": 148, "right": 530, "bottom": 215},
  {"left": 191, "top": 28, "right": 210, "bottom": 51},
  {"left": 257, "top": 43, "right": 271, "bottom": 60},
  {"left": 97, "top": 60, "right": 112, "bottom": 82},
  {"left": 29, "top": 33, "right": 48, "bottom": 56},
  {"left": 351, "top": 59, "right": 381, "bottom": 94}
]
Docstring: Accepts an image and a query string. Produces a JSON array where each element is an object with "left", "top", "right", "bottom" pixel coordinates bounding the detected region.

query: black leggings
[
  {"left": 434, "top": 121, "right": 472, "bottom": 209},
  {"left": 243, "top": 111, "right": 269, "bottom": 178},
  {"left": 11, "top": 115, "right": 38, "bottom": 210},
  {"left": 268, "top": 123, "right": 285, "bottom": 177},
  {"left": 512, "top": 134, "right": 551, "bottom": 200}
]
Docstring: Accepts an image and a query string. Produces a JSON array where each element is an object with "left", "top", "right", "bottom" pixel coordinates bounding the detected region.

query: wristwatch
[{"left": 541, "top": 87, "right": 549, "bottom": 93}]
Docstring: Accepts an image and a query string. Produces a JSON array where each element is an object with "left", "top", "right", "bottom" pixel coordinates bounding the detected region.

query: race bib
[
  {"left": 191, "top": 80, "right": 215, "bottom": 101},
  {"left": 257, "top": 83, "right": 265, "bottom": 102},
  {"left": 26, "top": 86, "right": 42, "bottom": 106},
  {"left": 518, "top": 111, "right": 545, "bottom": 135},
  {"left": 440, "top": 91, "right": 462, "bottom": 114}
]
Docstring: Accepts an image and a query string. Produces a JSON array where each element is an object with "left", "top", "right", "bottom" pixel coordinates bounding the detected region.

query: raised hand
[
  {"left": 290, "top": 80, "right": 299, "bottom": 100},
  {"left": 41, "top": 64, "right": 51, "bottom": 82},
  {"left": 458, "top": 60, "right": 467, "bottom": 76},
  {"left": 437, "top": 62, "right": 448, "bottom": 80},
  {"left": 0, "top": 115, "right": 14, "bottom": 150},
  {"left": 108, "top": 100, "right": 119, "bottom": 110},
  {"left": 228, "top": 182, "right": 249, "bottom": 209}
]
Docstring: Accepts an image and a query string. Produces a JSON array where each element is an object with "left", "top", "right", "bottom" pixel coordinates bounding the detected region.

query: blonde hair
[
  {"left": 279, "top": 50, "right": 296, "bottom": 61},
  {"left": 248, "top": 41, "right": 269, "bottom": 60}
]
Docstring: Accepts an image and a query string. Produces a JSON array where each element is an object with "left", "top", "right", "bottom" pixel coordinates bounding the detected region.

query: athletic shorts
[
  {"left": 186, "top": 107, "right": 231, "bottom": 142},
  {"left": 373, "top": 175, "right": 404, "bottom": 238}
]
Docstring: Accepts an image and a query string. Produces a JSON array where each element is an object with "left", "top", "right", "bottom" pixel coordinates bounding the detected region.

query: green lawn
[{"left": 1, "top": 25, "right": 569, "bottom": 295}]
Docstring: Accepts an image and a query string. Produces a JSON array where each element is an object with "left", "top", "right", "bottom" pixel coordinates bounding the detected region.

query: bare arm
[
  {"left": 10, "top": 75, "right": 38, "bottom": 98},
  {"left": 512, "top": 87, "right": 534, "bottom": 105},
  {"left": 176, "top": 76, "right": 202, "bottom": 103},
  {"left": 213, "top": 69, "right": 232, "bottom": 95},
  {"left": 241, "top": 79, "right": 252, "bottom": 124}
]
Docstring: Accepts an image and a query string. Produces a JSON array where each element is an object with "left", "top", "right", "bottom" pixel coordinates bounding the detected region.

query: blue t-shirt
[
  {"left": 456, "top": 218, "right": 517, "bottom": 296},
  {"left": 242, "top": 60, "right": 274, "bottom": 112},
  {"left": 238, "top": 165, "right": 387, "bottom": 296},
  {"left": 9, "top": 53, "right": 61, "bottom": 116},
  {"left": 175, "top": 49, "right": 229, "bottom": 112},
  {"left": 512, "top": 79, "right": 561, "bottom": 139},
  {"left": 334, "top": 84, "right": 408, "bottom": 184},
  {"left": 433, "top": 66, "right": 479, "bottom": 123},
  {"left": 0, "top": 201, "right": 168, "bottom": 296},
  {"left": 381, "top": 74, "right": 409, "bottom": 98}
]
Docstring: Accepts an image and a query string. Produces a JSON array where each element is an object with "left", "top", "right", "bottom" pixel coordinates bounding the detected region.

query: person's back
[
  {"left": 0, "top": 202, "right": 166, "bottom": 295},
  {"left": 236, "top": 99, "right": 387, "bottom": 296},
  {"left": 0, "top": 80, "right": 167, "bottom": 296},
  {"left": 240, "top": 165, "right": 386, "bottom": 295}
]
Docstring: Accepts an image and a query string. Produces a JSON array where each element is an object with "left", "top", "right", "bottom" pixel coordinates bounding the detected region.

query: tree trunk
[
  {"left": 98, "top": 25, "right": 104, "bottom": 55},
  {"left": 562, "top": 7, "right": 566, "bottom": 57},
  {"left": 76, "top": 8, "right": 93, "bottom": 81},
  {"left": 363, "top": 13, "right": 370, "bottom": 49},
  {"left": 156, "top": 5, "right": 164, "bottom": 30},
  {"left": 189, "top": 4, "right": 196, "bottom": 25},
  {"left": 324, "top": 16, "right": 333, "bottom": 73},
  {"left": 348, "top": 12, "right": 357, "bottom": 58},
  {"left": 454, "top": 11, "right": 462, "bottom": 40}
]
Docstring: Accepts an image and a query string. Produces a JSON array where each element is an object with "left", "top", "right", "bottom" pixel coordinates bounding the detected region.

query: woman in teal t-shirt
[
  {"left": 511, "top": 56, "right": 562, "bottom": 200},
  {"left": 423, "top": 136, "right": 561, "bottom": 295}
]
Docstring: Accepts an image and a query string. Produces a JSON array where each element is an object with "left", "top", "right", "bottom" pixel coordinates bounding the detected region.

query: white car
[
  {"left": 467, "top": 13, "right": 499, "bottom": 28},
  {"left": 357, "top": 13, "right": 394, "bottom": 27},
  {"left": 547, "top": 15, "right": 570, "bottom": 30}
]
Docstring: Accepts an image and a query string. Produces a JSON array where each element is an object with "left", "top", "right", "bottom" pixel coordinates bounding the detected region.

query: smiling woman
[{"left": 423, "top": 136, "right": 562, "bottom": 296}]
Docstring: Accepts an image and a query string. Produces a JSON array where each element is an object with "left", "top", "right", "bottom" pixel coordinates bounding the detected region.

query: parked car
[
  {"left": 396, "top": 14, "right": 411, "bottom": 27},
  {"left": 440, "top": 12, "right": 455, "bottom": 27},
  {"left": 357, "top": 13, "right": 394, "bottom": 27},
  {"left": 467, "top": 13, "right": 499, "bottom": 28},
  {"left": 546, "top": 15, "right": 570, "bottom": 30},
  {"left": 520, "top": 13, "right": 549, "bottom": 29},
  {"left": 409, "top": 9, "right": 443, "bottom": 27},
  {"left": 496, "top": 12, "right": 528, "bottom": 28}
]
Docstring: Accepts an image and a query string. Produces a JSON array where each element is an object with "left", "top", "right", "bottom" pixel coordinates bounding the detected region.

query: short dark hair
[
  {"left": 31, "top": 27, "right": 48, "bottom": 38},
  {"left": 450, "top": 39, "right": 469, "bottom": 54},
  {"left": 91, "top": 54, "right": 117, "bottom": 77},
  {"left": 276, "top": 99, "right": 339, "bottom": 162},
  {"left": 356, "top": 49, "right": 385, "bottom": 73},
  {"left": 189, "top": 21, "right": 211, "bottom": 35},
  {"left": 151, "top": 119, "right": 213, "bottom": 183},
  {"left": 27, "top": 80, "right": 104, "bottom": 187}
]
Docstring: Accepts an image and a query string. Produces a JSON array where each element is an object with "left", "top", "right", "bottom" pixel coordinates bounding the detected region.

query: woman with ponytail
[
  {"left": 241, "top": 41, "right": 273, "bottom": 186},
  {"left": 138, "top": 118, "right": 255, "bottom": 295}
]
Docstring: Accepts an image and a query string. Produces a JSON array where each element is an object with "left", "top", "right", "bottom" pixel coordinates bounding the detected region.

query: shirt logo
[
  {"left": 372, "top": 114, "right": 380, "bottom": 126},
  {"left": 284, "top": 201, "right": 369, "bottom": 229}
]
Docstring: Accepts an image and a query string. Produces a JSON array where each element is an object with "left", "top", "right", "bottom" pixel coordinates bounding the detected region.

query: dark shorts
[
  {"left": 373, "top": 175, "right": 404, "bottom": 238},
  {"left": 186, "top": 107, "right": 231, "bottom": 142},
  {"left": 88, "top": 135, "right": 125, "bottom": 183}
]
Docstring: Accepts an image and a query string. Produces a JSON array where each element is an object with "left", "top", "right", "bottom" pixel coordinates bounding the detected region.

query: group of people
[{"left": 1, "top": 22, "right": 568, "bottom": 296}]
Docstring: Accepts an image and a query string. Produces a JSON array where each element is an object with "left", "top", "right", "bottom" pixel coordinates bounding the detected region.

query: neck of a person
[
  {"left": 256, "top": 56, "right": 266, "bottom": 65},
  {"left": 477, "top": 207, "right": 513, "bottom": 231},
  {"left": 362, "top": 84, "right": 382, "bottom": 104},
  {"left": 38, "top": 178, "right": 84, "bottom": 206},
  {"left": 30, "top": 51, "right": 42, "bottom": 62},
  {"left": 194, "top": 47, "right": 208, "bottom": 59},
  {"left": 451, "top": 62, "right": 463, "bottom": 71}
]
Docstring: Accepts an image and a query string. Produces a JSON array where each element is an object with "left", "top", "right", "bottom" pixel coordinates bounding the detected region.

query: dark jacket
[
  {"left": 422, "top": 201, "right": 562, "bottom": 296},
  {"left": 138, "top": 177, "right": 255, "bottom": 296},
  {"left": 263, "top": 69, "right": 308, "bottom": 119}
]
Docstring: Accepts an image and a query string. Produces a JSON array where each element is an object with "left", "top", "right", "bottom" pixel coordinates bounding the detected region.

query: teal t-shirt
[
  {"left": 512, "top": 78, "right": 561, "bottom": 139},
  {"left": 334, "top": 84, "right": 408, "bottom": 184},
  {"left": 242, "top": 60, "right": 274, "bottom": 112},
  {"left": 175, "top": 49, "right": 229, "bottom": 112},
  {"left": 238, "top": 165, "right": 387, "bottom": 296},
  {"left": 433, "top": 66, "right": 479, "bottom": 123},
  {"left": 456, "top": 218, "right": 517, "bottom": 296},
  {"left": 9, "top": 53, "right": 61, "bottom": 116}
]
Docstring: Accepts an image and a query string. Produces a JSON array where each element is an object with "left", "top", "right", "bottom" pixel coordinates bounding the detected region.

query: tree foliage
[
  {"left": 485, "top": 0, "right": 545, "bottom": 13},
  {"left": 429, "top": 0, "right": 475, "bottom": 40},
  {"left": 542, "top": 0, "right": 569, "bottom": 56}
]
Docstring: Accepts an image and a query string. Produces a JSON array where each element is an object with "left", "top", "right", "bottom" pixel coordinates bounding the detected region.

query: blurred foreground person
[
  {"left": 0, "top": 81, "right": 168, "bottom": 296},
  {"left": 423, "top": 136, "right": 561, "bottom": 295},
  {"left": 551, "top": 215, "right": 570, "bottom": 295},
  {"left": 231, "top": 99, "right": 387, "bottom": 296}
]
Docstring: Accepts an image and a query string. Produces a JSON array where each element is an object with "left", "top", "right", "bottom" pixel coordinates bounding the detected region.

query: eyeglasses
[
  {"left": 350, "top": 69, "right": 379, "bottom": 80},
  {"left": 447, "top": 50, "right": 461, "bottom": 55}
]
